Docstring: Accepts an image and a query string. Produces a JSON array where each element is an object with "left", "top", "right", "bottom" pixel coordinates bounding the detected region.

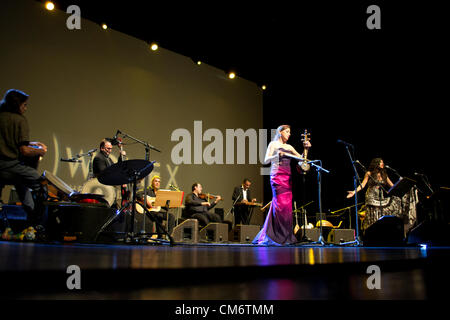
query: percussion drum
[
  {"left": 81, "top": 178, "right": 121, "bottom": 207},
  {"left": 43, "top": 170, "right": 76, "bottom": 201}
]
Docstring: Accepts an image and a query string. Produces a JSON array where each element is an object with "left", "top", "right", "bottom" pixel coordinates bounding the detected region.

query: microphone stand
[
  {"left": 118, "top": 131, "right": 161, "bottom": 240},
  {"left": 340, "top": 146, "right": 363, "bottom": 246},
  {"left": 308, "top": 160, "right": 330, "bottom": 246},
  {"left": 225, "top": 193, "right": 241, "bottom": 228}
]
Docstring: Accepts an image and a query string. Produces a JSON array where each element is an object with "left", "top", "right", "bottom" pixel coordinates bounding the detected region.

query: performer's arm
[
  {"left": 347, "top": 172, "right": 370, "bottom": 198},
  {"left": 19, "top": 143, "right": 47, "bottom": 157},
  {"left": 264, "top": 142, "right": 279, "bottom": 164},
  {"left": 387, "top": 177, "right": 394, "bottom": 188}
]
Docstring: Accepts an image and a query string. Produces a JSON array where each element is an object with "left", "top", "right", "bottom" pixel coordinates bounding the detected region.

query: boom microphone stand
[{"left": 117, "top": 130, "right": 161, "bottom": 237}]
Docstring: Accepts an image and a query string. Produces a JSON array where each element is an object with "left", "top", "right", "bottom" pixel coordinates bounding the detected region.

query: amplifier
[
  {"left": 199, "top": 223, "right": 228, "bottom": 242},
  {"left": 327, "top": 229, "right": 355, "bottom": 244},
  {"left": 172, "top": 219, "right": 198, "bottom": 243}
]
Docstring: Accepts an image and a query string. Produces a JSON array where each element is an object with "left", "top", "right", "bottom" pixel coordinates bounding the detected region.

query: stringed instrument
[
  {"left": 198, "top": 193, "right": 223, "bottom": 202},
  {"left": 293, "top": 201, "right": 300, "bottom": 235},
  {"left": 297, "top": 129, "right": 311, "bottom": 173},
  {"left": 135, "top": 195, "right": 161, "bottom": 214},
  {"left": 237, "top": 199, "right": 263, "bottom": 207}
]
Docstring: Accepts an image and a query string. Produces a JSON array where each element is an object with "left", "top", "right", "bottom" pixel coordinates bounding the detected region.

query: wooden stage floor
[{"left": 1, "top": 240, "right": 449, "bottom": 300}]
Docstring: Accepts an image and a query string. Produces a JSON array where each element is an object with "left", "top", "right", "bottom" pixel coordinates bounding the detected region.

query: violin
[{"left": 198, "top": 193, "right": 222, "bottom": 201}]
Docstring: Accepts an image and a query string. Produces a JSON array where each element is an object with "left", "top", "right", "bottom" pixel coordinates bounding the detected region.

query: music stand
[
  {"left": 388, "top": 177, "right": 416, "bottom": 198},
  {"left": 153, "top": 190, "right": 185, "bottom": 209},
  {"left": 94, "top": 160, "right": 168, "bottom": 244}
]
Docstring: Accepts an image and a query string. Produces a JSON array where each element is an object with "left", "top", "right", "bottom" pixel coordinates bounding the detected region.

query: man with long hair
[{"left": 0, "top": 89, "right": 48, "bottom": 234}]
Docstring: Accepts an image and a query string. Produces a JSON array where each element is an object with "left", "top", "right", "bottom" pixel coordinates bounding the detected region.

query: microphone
[
  {"left": 354, "top": 160, "right": 366, "bottom": 170},
  {"left": 414, "top": 172, "right": 425, "bottom": 177},
  {"left": 337, "top": 139, "right": 354, "bottom": 148},
  {"left": 385, "top": 165, "right": 402, "bottom": 178},
  {"left": 106, "top": 130, "right": 123, "bottom": 146},
  {"left": 60, "top": 158, "right": 81, "bottom": 163}
]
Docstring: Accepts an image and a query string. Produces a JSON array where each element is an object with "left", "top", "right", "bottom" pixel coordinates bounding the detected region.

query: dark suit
[
  {"left": 185, "top": 193, "right": 221, "bottom": 226},
  {"left": 232, "top": 186, "right": 253, "bottom": 225},
  {"left": 92, "top": 151, "right": 115, "bottom": 177}
]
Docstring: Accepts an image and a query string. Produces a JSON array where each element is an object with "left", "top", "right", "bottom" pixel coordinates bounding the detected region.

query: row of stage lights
[{"left": 44, "top": 1, "right": 267, "bottom": 90}]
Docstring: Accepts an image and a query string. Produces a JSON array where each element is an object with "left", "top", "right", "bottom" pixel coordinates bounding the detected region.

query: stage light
[
  {"left": 45, "top": 1, "right": 55, "bottom": 10},
  {"left": 262, "top": 85, "right": 267, "bottom": 90},
  {"left": 197, "top": 61, "right": 202, "bottom": 65},
  {"left": 102, "top": 24, "right": 108, "bottom": 30},
  {"left": 228, "top": 71, "right": 236, "bottom": 79},
  {"left": 150, "top": 43, "right": 159, "bottom": 51}
]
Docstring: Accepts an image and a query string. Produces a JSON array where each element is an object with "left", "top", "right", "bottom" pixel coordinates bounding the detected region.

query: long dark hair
[
  {"left": 367, "top": 158, "right": 388, "bottom": 186},
  {"left": 0, "top": 89, "right": 29, "bottom": 114}
]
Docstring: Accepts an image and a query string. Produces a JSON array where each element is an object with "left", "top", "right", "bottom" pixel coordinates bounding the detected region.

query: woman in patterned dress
[{"left": 346, "top": 158, "right": 402, "bottom": 231}]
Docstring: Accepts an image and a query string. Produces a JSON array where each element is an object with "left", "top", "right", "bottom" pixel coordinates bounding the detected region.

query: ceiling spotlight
[
  {"left": 45, "top": 1, "right": 55, "bottom": 10},
  {"left": 150, "top": 43, "right": 159, "bottom": 51},
  {"left": 228, "top": 71, "right": 236, "bottom": 79},
  {"left": 101, "top": 24, "right": 108, "bottom": 30}
]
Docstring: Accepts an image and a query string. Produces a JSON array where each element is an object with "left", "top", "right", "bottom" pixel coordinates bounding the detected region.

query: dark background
[{"left": 39, "top": 0, "right": 449, "bottom": 215}]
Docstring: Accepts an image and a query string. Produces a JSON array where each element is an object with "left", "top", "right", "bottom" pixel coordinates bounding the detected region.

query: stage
[{"left": 1, "top": 240, "right": 449, "bottom": 300}]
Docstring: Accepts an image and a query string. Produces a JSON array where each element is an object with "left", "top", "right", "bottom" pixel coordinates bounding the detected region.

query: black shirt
[
  {"left": 0, "top": 111, "right": 29, "bottom": 160},
  {"left": 185, "top": 193, "right": 218, "bottom": 216}
]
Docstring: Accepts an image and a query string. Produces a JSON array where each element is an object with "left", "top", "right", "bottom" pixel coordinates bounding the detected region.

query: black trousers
[
  {"left": 152, "top": 210, "right": 176, "bottom": 235},
  {"left": 234, "top": 206, "right": 252, "bottom": 225},
  {"left": 0, "top": 160, "right": 45, "bottom": 227}
]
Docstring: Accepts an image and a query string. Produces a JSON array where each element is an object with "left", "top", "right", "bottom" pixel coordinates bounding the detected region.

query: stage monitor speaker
[
  {"left": 45, "top": 202, "right": 122, "bottom": 243},
  {"left": 199, "top": 223, "right": 228, "bottom": 242},
  {"left": 296, "top": 228, "right": 321, "bottom": 242},
  {"left": 327, "top": 229, "right": 355, "bottom": 244},
  {"left": 172, "top": 219, "right": 198, "bottom": 243},
  {"left": 229, "top": 224, "right": 260, "bottom": 243},
  {"left": 407, "top": 220, "right": 450, "bottom": 246},
  {"left": 363, "top": 215, "right": 405, "bottom": 246}
]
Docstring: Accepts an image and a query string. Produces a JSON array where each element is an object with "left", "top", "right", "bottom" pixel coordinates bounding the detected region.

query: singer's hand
[
  {"left": 303, "top": 141, "right": 311, "bottom": 148},
  {"left": 346, "top": 191, "right": 355, "bottom": 198}
]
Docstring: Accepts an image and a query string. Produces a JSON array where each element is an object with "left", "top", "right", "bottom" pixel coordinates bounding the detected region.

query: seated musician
[
  {"left": 136, "top": 175, "right": 175, "bottom": 237},
  {"left": 232, "top": 178, "right": 257, "bottom": 225},
  {"left": 0, "top": 89, "right": 47, "bottom": 233},
  {"left": 92, "top": 139, "right": 125, "bottom": 178},
  {"left": 185, "top": 182, "right": 231, "bottom": 230}
]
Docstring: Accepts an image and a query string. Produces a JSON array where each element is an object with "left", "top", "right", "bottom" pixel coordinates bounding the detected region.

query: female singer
[
  {"left": 253, "top": 125, "right": 311, "bottom": 245},
  {"left": 346, "top": 158, "right": 401, "bottom": 231}
]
